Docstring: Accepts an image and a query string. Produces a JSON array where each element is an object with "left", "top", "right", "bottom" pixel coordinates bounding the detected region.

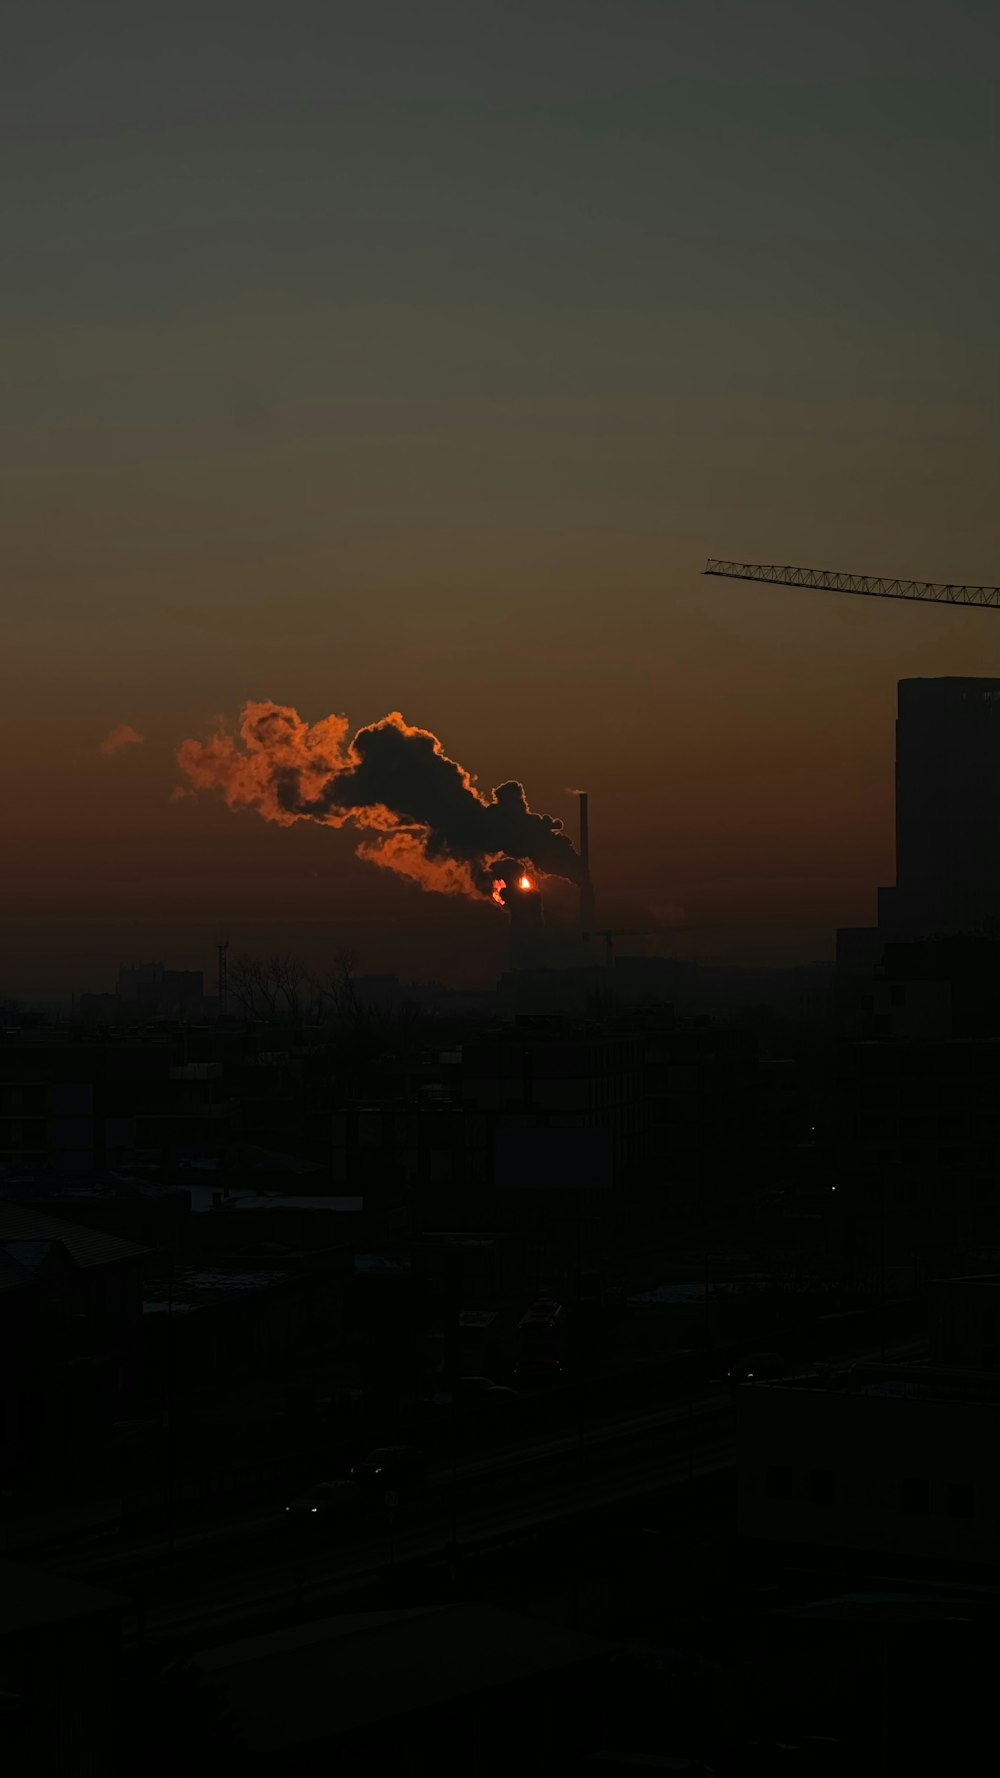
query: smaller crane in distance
[{"left": 704, "top": 558, "right": 1000, "bottom": 612}]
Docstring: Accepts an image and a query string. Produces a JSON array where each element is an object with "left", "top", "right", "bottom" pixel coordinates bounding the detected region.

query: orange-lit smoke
[
  {"left": 356, "top": 831, "right": 484, "bottom": 898},
  {"left": 100, "top": 723, "right": 144, "bottom": 757},
  {"left": 176, "top": 700, "right": 582, "bottom": 902},
  {"left": 176, "top": 705, "right": 351, "bottom": 824}
]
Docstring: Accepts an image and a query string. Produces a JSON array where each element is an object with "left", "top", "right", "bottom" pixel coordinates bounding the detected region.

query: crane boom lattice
[{"left": 704, "top": 558, "right": 1000, "bottom": 611}]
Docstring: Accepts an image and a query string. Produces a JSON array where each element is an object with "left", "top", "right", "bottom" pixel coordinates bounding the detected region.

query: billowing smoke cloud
[
  {"left": 100, "top": 723, "right": 144, "bottom": 756},
  {"left": 177, "top": 702, "right": 581, "bottom": 900}
]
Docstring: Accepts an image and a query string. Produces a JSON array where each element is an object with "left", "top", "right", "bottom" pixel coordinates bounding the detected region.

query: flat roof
[
  {"left": 0, "top": 1201, "right": 147, "bottom": 1268},
  {"left": 934, "top": 1273, "right": 1000, "bottom": 1287},
  {"left": 774, "top": 1588, "right": 1000, "bottom": 1624},
  {"left": 188, "top": 1187, "right": 362, "bottom": 1215},
  {"left": 0, "top": 1559, "right": 126, "bottom": 1635},
  {"left": 748, "top": 1361, "right": 1000, "bottom": 1406},
  {"left": 194, "top": 1603, "right": 614, "bottom": 1749}
]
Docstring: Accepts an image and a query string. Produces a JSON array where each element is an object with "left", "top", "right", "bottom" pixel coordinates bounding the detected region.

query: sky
[{"left": 2, "top": 0, "right": 998, "bottom": 998}]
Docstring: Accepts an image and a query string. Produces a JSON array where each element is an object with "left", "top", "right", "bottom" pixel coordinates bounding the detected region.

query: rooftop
[
  {"left": 0, "top": 1559, "right": 126, "bottom": 1636},
  {"left": 142, "top": 1265, "right": 292, "bottom": 1313},
  {"left": 773, "top": 1584, "right": 1000, "bottom": 1625},
  {"left": 194, "top": 1603, "right": 614, "bottom": 1749},
  {"left": 0, "top": 1201, "right": 148, "bottom": 1269},
  {"left": 187, "top": 1186, "right": 362, "bottom": 1216},
  {"left": 354, "top": 1251, "right": 411, "bottom": 1275},
  {"left": 748, "top": 1361, "right": 1000, "bottom": 1407},
  {"left": 0, "top": 1166, "right": 182, "bottom": 1202}
]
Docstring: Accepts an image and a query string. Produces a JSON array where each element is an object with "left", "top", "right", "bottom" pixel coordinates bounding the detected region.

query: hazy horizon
[{"left": 4, "top": 1, "right": 997, "bottom": 998}]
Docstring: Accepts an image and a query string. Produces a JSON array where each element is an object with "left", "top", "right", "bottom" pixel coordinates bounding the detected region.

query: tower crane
[{"left": 704, "top": 558, "right": 1000, "bottom": 612}]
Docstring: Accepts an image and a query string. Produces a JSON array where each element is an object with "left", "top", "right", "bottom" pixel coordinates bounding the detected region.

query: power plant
[{"left": 500, "top": 786, "right": 598, "bottom": 972}]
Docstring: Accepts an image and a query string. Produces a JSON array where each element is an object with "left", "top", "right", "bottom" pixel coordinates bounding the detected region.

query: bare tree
[
  {"left": 227, "top": 952, "right": 304, "bottom": 1022},
  {"left": 227, "top": 952, "right": 266, "bottom": 1018},
  {"left": 269, "top": 952, "right": 304, "bottom": 1019},
  {"left": 328, "top": 949, "right": 362, "bottom": 1024}
]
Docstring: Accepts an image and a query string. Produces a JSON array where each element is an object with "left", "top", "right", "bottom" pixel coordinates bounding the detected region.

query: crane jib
[{"left": 703, "top": 559, "right": 1000, "bottom": 611}]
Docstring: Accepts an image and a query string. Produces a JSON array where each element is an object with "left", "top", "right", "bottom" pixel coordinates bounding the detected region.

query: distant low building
[
  {"left": 0, "top": 1201, "right": 146, "bottom": 1490},
  {"left": 737, "top": 1360, "right": 1000, "bottom": 1572},
  {"left": 78, "top": 959, "right": 217, "bottom": 1024},
  {"left": 463, "top": 1018, "right": 646, "bottom": 1206},
  {"left": 832, "top": 1034, "right": 1000, "bottom": 1272},
  {"left": 928, "top": 1272, "right": 1000, "bottom": 1371},
  {"left": 193, "top": 1602, "right": 616, "bottom": 1776},
  {"left": 0, "top": 1032, "right": 237, "bottom": 1176}
]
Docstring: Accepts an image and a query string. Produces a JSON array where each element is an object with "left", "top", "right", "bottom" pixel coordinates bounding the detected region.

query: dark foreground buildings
[{"left": 9, "top": 675, "right": 1000, "bottom": 1772}]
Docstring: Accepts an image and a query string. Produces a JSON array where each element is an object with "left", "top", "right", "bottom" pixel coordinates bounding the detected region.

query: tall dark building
[{"left": 892, "top": 678, "right": 1000, "bottom": 937}]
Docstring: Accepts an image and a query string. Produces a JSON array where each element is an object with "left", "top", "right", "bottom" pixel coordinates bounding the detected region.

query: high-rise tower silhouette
[{"left": 890, "top": 678, "right": 1000, "bottom": 937}]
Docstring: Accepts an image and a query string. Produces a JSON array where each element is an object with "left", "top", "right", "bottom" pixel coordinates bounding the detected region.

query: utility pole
[
  {"left": 880, "top": 1178, "right": 887, "bottom": 1362},
  {"left": 688, "top": 1352, "right": 695, "bottom": 1483},
  {"left": 448, "top": 1282, "right": 460, "bottom": 1587},
  {"left": 385, "top": 1493, "right": 397, "bottom": 1572},
  {"left": 217, "top": 939, "right": 229, "bottom": 1020},
  {"left": 576, "top": 1208, "right": 585, "bottom": 1461},
  {"left": 882, "top": 1638, "right": 891, "bottom": 1778},
  {"left": 166, "top": 1254, "right": 175, "bottom": 1569}
]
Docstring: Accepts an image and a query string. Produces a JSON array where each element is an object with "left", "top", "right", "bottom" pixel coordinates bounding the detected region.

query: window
[
  {"left": 767, "top": 1465, "right": 793, "bottom": 1500},
  {"left": 946, "top": 1482, "right": 975, "bottom": 1521},
  {"left": 899, "top": 1477, "right": 929, "bottom": 1515},
  {"left": 808, "top": 1468, "right": 836, "bottom": 1505}
]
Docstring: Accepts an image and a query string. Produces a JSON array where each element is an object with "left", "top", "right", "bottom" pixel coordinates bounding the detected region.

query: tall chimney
[{"left": 579, "top": 792, "right": 596, "bottom": 929}]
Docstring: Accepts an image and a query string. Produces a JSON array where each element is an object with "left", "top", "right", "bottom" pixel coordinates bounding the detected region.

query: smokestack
[
  {"left": 579, "top": 792, "right": 596, "bottom": 929},
  {"left": 500, "top": 864, "right": 545, "bottom": 970}
]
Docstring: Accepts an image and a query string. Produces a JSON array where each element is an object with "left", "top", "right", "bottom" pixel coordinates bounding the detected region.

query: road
[
  {"left": 68, "top": 1408, "right": 737, "bottom": 1644},
  {"left": 32, "top": 1330, "right": 926, "bottom": 1647},
  {"left": 48, "top": 1386, "right": 734, "bottom": 1584}
]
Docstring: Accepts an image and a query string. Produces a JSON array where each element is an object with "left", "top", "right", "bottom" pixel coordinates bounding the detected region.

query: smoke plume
[
  {"left": 177, "top": 701, "right": 581, "bottom": 900},
  {"left": 100, "top": 723, "right": 144, "bottom": 756}
]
